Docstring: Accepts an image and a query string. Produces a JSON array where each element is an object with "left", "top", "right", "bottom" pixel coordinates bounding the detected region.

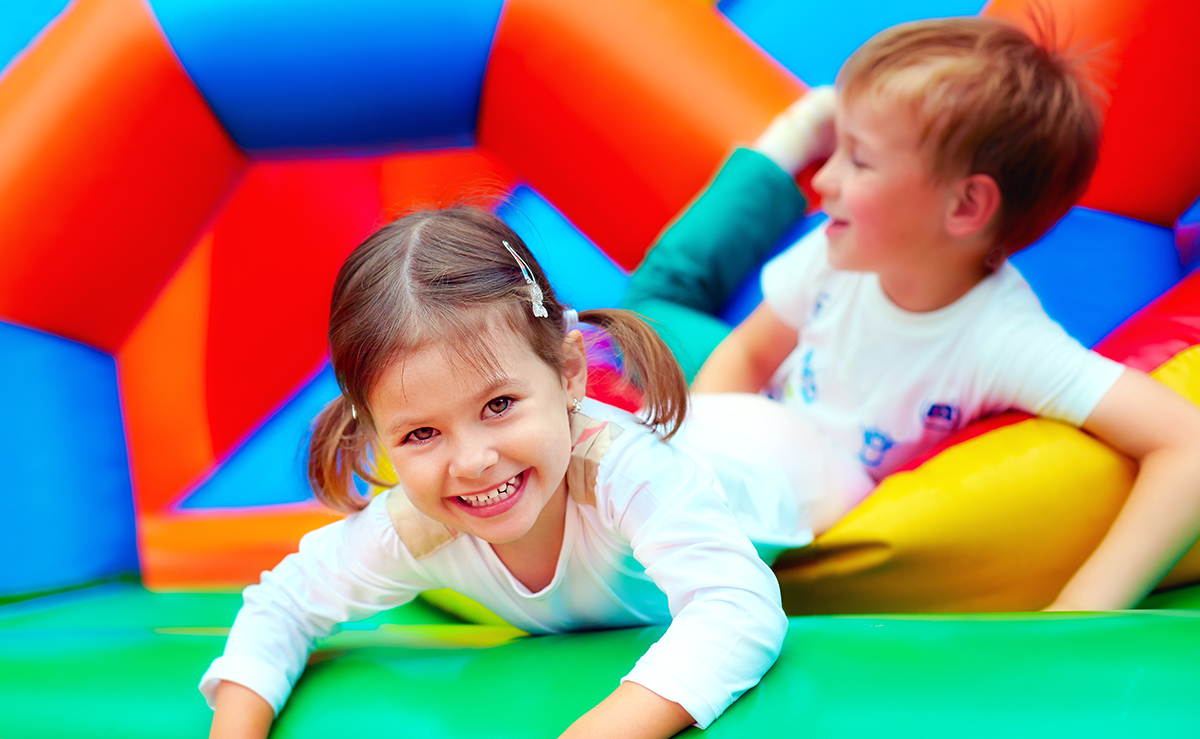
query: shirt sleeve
[
  {"left": 976, "top": 301, "right": 1126, "bottom": 424},
  {"left": 601, "top": 435, "right": 788, "bottom": 729},
  {"left": 198, "top": 492, "right": 437, "bottom": 714},
  {"left": 760, "top": 220, "right": 832, "bottom": 330}
]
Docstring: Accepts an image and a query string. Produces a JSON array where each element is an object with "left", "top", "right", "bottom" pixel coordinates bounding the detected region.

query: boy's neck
[{"left": 877, "top": 260, "right": 992, "bottom": 313}]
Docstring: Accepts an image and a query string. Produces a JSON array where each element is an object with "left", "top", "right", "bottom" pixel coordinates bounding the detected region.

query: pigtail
[
  {"left": 307, "top": 395, "right": 392, "bottom": 513},
  {"left": 578, "top": 308, "right": 689, "bottom": 440}
]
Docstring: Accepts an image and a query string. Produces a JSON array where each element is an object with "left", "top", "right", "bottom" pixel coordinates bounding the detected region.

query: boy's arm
[
  {"left": 692, "top": 302, "right": 798, "bottom": 394},
  {"left": 1048, "top": 369, "right": 1200, "bottom": 611}
]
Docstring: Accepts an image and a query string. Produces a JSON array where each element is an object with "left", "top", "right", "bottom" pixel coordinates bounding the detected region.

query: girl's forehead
[{"left": 375, "top": 327, "right": 545, "bottom": 403}]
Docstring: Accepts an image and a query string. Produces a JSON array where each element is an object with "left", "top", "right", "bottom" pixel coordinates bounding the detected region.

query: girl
[{"left": 201, "top": 207, "right": 868, "bottom": 738}]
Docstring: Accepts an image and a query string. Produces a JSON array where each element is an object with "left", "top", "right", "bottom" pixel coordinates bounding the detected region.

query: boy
[{"left": 624, "top": 17, "right": 1200, "bottom": 611}]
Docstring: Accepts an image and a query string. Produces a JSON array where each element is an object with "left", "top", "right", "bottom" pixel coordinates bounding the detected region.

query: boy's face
[{"left": 812, "top": 91, "right": 956, "bottom": 276}]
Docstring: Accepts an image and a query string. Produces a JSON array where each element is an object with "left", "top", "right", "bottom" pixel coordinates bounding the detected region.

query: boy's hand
[
  {"left": 753, "top": 85, "right": 838, "bottom": 175},
  {"left": 1055, "top": 369, "right": 1200, "bottom": 610},
  {"left": 693, "top": 303, "right": 798, "bottom": 394}
]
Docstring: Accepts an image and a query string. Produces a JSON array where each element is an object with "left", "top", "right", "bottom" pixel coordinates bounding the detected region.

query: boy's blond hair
[{"left": 838, "top": 16, "right": 1102, "bottom": 257}]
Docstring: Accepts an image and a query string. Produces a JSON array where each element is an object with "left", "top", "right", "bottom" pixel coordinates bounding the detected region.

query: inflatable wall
[{"left": 2, "top": 0, "right": 1200, "bottom": 735}]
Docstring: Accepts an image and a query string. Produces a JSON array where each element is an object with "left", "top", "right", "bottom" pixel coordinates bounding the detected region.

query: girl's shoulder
[
  {"left": 571, "top": 399, "right": 710, "bottom": 512},
  {"left": 381, "top": 486, "right": 460, "bottom": 560}
]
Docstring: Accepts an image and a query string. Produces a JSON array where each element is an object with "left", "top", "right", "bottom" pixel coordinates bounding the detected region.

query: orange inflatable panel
[
  {"left": 118, "top": 234, "right": 216, "bottom": 513},
  {"left": 140, "top": 504, "right": 343, "bottom": 590},
  {"left": 0, "top": 0, "right": 246, "bottom": 351},
  {"left": 480, "top": 0, "right": 803, "bottom": 270},
  {"left": 985, "top": 0, "right": 1200, "bottom": 226}
]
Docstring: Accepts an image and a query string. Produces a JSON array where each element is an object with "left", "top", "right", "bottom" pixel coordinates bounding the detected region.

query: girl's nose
[{"left": 447, "top": 436, "right": 499, "bottom": 480}]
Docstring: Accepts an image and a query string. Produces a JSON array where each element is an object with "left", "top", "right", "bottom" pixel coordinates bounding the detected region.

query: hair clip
[
  {"left": 503, "top": 240, "right": 549, "bottom": 318},
  {"left": 350, "top": 403, "right": 357, "bottom": 420},
  {"left": 563, "top": 308, "right": 579, "bottom": 332}
]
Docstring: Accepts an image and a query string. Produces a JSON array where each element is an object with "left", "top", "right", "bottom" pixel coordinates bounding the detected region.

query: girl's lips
[
  {"left": 452, "top": 471, "right": 528, "bottom": 519},
  {"left": 826, "top": 218, "right": 849, "bottom": 237}
]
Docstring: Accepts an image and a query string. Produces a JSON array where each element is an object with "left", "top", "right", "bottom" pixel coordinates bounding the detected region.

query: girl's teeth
[{"left": 459, "top": 474, "right": 521, "bottom": 506}]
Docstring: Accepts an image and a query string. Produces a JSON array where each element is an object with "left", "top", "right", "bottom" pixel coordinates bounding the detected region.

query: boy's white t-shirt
[{"left": 761, "top": 223, "right": 1127, "bottom": 480}]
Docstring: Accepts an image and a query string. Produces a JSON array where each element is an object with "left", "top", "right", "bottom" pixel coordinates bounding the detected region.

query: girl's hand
[
  {"left": 209, "top": 680, "right": 274, "bottom": 739},
  {"left": 560, "top": 681, "right": 694, "bottom": 739}
]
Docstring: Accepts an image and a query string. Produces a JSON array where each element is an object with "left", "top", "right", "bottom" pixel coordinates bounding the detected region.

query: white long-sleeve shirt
[{"left": 200, "top": 400, "right": 798, "bottom": 728}]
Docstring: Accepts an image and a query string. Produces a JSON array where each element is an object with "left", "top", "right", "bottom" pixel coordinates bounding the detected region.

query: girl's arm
[
  {"left": 1047, "top": 369, "right": 1200, "bottom": 610},
  {"left": 561, "top": 682, "right": 694, "bottom": 739},
  {"left": 591, "top": 435, "right": 788, "bottom": 732},
  {"left": 201, "top": 492, "right": 432, "bottom": 727},
  {"left": 209, "top": 681, "right": 274, "bottom": 739},
  {"left": 691, "top": 302, "right": 798, "bottom": 394}
]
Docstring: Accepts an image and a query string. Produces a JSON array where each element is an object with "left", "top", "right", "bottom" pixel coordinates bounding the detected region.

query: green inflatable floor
[{"left": 1, "top": 583, "right": 1198, "bottom": 738}]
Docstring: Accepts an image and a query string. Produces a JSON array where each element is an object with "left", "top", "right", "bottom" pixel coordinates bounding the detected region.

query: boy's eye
[
  {"left": 404, "top": 427, "right": 437, "bottom": 444},
  {"left": 485, "top": 397, "right": 512, "bottom": 416}
]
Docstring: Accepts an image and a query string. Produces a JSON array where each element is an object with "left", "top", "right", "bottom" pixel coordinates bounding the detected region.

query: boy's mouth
[{"left": 454, "top": 471, "right": 528, "bottom": 518}]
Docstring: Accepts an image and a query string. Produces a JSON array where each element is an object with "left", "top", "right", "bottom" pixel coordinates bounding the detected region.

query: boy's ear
[
  {"left": 945, "top": 173, "right": 1001, "bottom": 239},
  {"left": 562, "top": 329, "right": 588, "bottom": 403}
]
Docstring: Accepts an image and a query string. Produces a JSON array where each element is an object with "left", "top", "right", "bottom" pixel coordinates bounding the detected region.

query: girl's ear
[
  {"left": 562, "top": 329, "right": 588, "bottom": 404},
  {"left": 945, "top": 173, "right": 1001, "bottom": 239}
]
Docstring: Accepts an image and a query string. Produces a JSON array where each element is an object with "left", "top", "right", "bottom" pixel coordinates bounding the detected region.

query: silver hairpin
[
  {"left": 563, "top": 308, "right": 579, "bottom": 332},
  {"left": 350, "top": 403, "right": 357, "bottom": 420},
  {"left": 502, "top": 240, "right": 548, "bottom": 318}
]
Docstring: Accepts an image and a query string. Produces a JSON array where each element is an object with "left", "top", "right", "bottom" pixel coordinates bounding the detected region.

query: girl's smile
[{"left": 452, "top": 470, "right": 527, "bottom": 516}]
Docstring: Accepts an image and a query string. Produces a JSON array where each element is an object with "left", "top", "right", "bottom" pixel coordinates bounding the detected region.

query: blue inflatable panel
[
  {"left": 147, "top": 0, "right": 505, "bottom": 153},
  {"left": 720, "top": 213, "right": 827, "bottom": 326},
  {"left": 1011, "top": 207, "right": 1181, "bottom": 348},
  {"left": 497, "top": 185, "right": 631, "bottom": 312},
  {"left": 717, "top": 0, "right": 989, "bottom": 86},
  {"left": 0, "top": 321, "right": 137, "bottom": 598},
  {"left": 180, "top": 365, "right": 343, "bottom": 508},
  {"left": 0, "top": 0, "right": 69, "bottom": 77}
]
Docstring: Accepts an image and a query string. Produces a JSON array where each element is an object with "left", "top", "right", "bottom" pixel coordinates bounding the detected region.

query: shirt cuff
[
  {"left": 622, "top": 648, "right": 730, "bottom": 729},
  {"left": 198, "top": 655, "right": 295, "bottom": 715}
]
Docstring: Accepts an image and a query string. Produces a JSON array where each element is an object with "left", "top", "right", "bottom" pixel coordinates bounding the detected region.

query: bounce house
[{"left": 2, "top": 0, "right": 1200, "bottom": 736}]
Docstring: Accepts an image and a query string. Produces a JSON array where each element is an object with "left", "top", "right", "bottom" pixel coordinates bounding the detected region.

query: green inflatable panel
[{"left": 2, "top": 583, "right": 1199, "bottom": 738}]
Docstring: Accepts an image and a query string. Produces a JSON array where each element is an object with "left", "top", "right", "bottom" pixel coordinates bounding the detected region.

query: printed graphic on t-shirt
[
  {"left": 800, "top": 349, "right": 817, "bottom": 403},
  {"left": 859, "top": 428, "right": 895, "bottom": 468},
  {"left": 921, "top": 402, "right": 961, "bottom": 431},
  {"left": 812, "top": 291, "right": 830, "bottom": 319}
]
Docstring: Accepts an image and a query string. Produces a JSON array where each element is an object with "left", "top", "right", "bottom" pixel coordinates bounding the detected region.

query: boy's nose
[{"left": 811, "top": 151, "right": 840, "bottom": 201}]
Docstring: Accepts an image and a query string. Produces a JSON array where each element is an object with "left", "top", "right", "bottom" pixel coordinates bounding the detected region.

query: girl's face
[{"left": 370, "top": 326, "right": 587, "bottom": 549}]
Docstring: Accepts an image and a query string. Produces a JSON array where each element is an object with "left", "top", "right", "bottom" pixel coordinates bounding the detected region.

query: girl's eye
[
  {"left": 404, "top": 427, "right": 437, "bottom": 445},
  {"left": 485, "top": 397, "right": 513, "bottom": 416}
]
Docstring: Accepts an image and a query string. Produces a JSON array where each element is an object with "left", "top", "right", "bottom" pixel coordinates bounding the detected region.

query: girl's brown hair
[{"left": 308, "top": 206, "right": 688, "bottom": 513}]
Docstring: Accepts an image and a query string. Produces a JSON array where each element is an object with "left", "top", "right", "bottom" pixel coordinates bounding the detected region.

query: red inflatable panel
[
  {"left": 480, "top": 0, "right": 803, "bottom": 271},
  {"left": 1094, "top": 269, "right": 1200, "bottom": 373},
  {"left": 204, "top": 159, "right": 384, "bottom": 458},
  {"left": 380, "top": 147, "right": 517, "bottom": 216},
  {"left": 985, "top": 0, "right": 1200, "bottom": 226},
  {"left": 0, "top": 0, "right": 246, "bottom": 351}
]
